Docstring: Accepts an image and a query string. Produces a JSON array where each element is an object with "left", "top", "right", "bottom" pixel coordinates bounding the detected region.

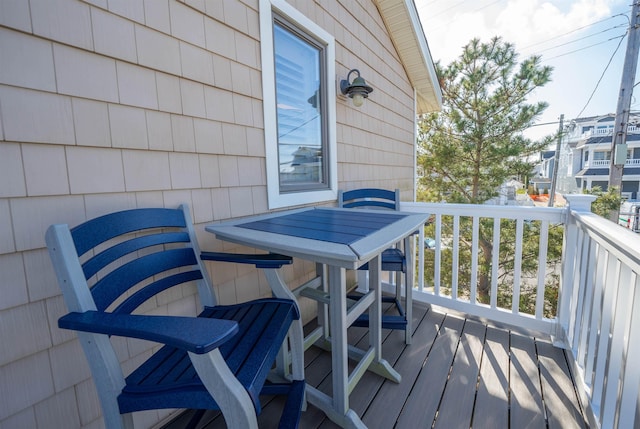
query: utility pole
[
  {"left": 609, "top": 1, "right": 640, "bottom": 218},
  {"left": 548, "top": 114, "right": 564, "bottom": 207}
]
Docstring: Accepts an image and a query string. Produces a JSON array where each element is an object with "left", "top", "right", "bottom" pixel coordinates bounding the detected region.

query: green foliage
[
  {"left": 416, "top": 37, "right": 563, "bottom": 317},
  {"left": 584, "top": 186, "right": 622, "bottom": 218},
  {"left": 417, "top": 37, "right": 554, "bottom": 204}
]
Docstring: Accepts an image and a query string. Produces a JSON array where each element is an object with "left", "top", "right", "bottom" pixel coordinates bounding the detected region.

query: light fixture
[{"left": 340, "top": 69, "right": 373, "bottom": 107}]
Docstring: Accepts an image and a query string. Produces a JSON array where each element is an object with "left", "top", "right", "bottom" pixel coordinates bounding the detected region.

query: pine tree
[{"left": 418, "top": 37, "right": 557, "bottom": 304}]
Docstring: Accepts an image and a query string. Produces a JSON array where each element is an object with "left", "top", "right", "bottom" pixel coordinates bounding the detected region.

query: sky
[{"left": 415, "top": 0, "right": 638, "bottom": 142}]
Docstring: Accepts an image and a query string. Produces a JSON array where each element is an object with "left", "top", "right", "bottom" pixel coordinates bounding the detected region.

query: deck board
[
  {"left": 160, "top": 304, "right": 587, "bottom": 429},
  {"left": 536, "top": 339, "right": 587, "bottom": 429},
  {"left": 472, "top": 326, "right": 510, "bottom": 428},
  {"left": 510, "top": 332, "right": 546, "bottom": 429},
  {"left": 394, "top": 315, "right": 465, "bottom": 427},
  {"left": 433, "top": 319, "right": 486, "bottom": 428}
]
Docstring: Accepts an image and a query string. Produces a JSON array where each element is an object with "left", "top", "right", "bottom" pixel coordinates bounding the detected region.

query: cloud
[{"left": 420, "top": 0, "right": 620, "bottom": 64}]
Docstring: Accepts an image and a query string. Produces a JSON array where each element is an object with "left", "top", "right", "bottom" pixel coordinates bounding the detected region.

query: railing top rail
[
  {"left": 400, "top": 201, "right": 566, "bottom": 222},
  {"left": 570, "top": 209, "right": 640, "bottom": 273}
]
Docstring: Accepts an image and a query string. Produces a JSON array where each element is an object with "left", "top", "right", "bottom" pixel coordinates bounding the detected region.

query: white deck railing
[
  {"left": 559, "top": 195, "right": 640, "bottom": 428},
  {"left": 400, "top": 201, "right": 566, "bottom": 334},
  {"left": 585, "top": 158, "right": 640, "bottom": 168},
  {"left": 399, "top": 195, "right": 640, "bottom": 428}
]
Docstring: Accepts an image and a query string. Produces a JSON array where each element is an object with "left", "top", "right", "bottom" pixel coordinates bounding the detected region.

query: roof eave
[{"left": 374, "top": 0, "right": 443, "bottom": 114}]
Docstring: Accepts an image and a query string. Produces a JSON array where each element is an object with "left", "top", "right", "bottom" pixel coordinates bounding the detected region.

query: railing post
[
  {"left": 555, "top": 194, "right": 597, "bottom": 347},
  {"left": 564, "top": 194, "right": 597, "bottom": 212}
]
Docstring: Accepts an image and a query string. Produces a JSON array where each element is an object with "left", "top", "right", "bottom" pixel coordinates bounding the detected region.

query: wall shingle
[
  {"left": 0, "top": 87, "right": 75, "bottom": 145},
  {"left": 0, "top": 28, "right": 55, "bottom": 92},
  {"left": 53, "top": 44, "right": 119, "bottom": 102}
]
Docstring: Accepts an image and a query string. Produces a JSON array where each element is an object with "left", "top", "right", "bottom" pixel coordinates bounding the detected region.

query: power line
[
  {"left": 573, "top": 33, "right": 627, "bottom": 119},
  {"left": 528, "top": 24, "right": 627, "bottom": 55},
  {"left": 520, "top": 13, "right": 628, "bottom": 51},
  {"left": 543, "top": 33, "right": 626, "bottom": 61}
]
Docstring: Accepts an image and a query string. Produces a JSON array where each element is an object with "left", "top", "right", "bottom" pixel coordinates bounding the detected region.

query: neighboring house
[
  {"left": 532, "top": 150, "right": 555, "bottom": 186},
  {"left": 0, "top": 0, "right": 441, "bottom": 428},
  {"left": 530, "top": 149, "right": 555, "bottom": 196},
  {"left": 484, "top": 178, "right": 532, "bottom": 206},
  {"left": 560, "top": 114, "right": 640, "bottom": 199}
]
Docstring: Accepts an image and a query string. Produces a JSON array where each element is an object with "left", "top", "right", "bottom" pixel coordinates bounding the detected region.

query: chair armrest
[
  {"left": 58, "top": 311, "right": 238, "bottom": 354},
  {"left": 201, "top": 251, "right": 293, "bottom": 269}
]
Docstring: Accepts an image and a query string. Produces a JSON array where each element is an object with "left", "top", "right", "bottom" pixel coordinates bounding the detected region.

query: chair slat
[
  {"left": 221, "top": 304, "right": 277, "bottom": 371},
  {"left": 343, "top": 200, "right": 397, "bottom": 210},
  {"left": 341, "top": 188, "right": 397, "bottom": 202},
  {"left": 114, "top": 270, "right": 203, "bottom": 314},
  {"left": 236, "top": 304, "right": 296, "bottom": 403},
  {"left": 72, "top": 208, "right": 186, "bottom": 255},
  {"left": 92, "top": 248, "right": 198, "bottom": 311},
  {"left": 83, "top": 232, "right": 190, "bottom": 279}
]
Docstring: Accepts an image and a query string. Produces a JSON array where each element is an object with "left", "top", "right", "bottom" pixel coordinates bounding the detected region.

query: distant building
[
  {"left": 535, "top": 113, "right": 640, "bottom": 200},
  {"left": 531, "top": 150, "right": 555, "bottom": 194}
]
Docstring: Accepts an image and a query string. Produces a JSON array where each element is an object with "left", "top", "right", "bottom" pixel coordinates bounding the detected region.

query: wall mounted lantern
[{"left": 340, "top": 69, "right": 373, "bottom": 107}]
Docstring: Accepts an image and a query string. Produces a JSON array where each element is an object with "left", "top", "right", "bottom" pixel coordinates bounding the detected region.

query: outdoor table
[{"left": 206, "top": 207, "right": 429, "bottom": 428}]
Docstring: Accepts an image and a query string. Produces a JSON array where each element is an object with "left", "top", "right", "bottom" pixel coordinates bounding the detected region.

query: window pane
[
  {"left": 273, "top": 22, "right": 325, "bottom": 190},
  {"left": 594, "top": 151, "right": 611, "bottom": 161}
]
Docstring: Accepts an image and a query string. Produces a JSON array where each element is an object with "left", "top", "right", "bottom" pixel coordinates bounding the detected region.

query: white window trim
[{"left": 259, "top": 0, "right": 337, "bottom": 209}]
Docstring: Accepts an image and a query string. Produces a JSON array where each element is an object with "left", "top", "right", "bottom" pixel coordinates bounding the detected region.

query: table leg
[
  {"left": 404, "top": 235, "right": 413, "bottom": 345},
  {"left": 328, "top": 265, "right": 349, "bottom": 415}
]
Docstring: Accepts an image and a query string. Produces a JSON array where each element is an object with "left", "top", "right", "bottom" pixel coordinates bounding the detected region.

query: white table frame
[{"left": 206, "top": 207, "right": 428, "bottom": 428}]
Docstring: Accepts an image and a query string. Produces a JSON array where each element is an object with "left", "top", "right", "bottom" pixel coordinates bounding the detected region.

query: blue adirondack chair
[
  {"left": 46, "top": 205, "right": 305, "bottom": 429},
  {"left": 338, "top": 188, "right": 414, "bottom": 344}
]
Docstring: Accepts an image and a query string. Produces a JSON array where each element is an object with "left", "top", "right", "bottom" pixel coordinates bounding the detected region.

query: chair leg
[
  {"left": 189, "top": 350, "right": 259, "bottom": 429},
  {"left": 288, "top": 314, "right": 307, "bottom": 411},
  {"left": 405, "top": 277, "right": 412, "bottom": 345}
]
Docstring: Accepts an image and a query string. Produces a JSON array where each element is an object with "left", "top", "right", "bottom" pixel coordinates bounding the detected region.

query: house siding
[{"left": 0, "top": 0, "right": 417, "bottom": 427}]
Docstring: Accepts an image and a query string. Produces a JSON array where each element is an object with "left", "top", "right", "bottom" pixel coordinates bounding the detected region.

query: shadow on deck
[{"left": 162, "top": 303, "right": 588, "bottom": 428}]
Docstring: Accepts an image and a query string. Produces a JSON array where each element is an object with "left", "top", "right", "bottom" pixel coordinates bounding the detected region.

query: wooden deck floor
[{"left": 162, "top": 303, "right": 588, "bottom": 429}]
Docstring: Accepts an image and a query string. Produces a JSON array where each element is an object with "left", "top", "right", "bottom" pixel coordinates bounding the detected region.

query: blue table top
[
  {"left": 206, "top": 207, "right": 428, "bottom": 268},
  {"left": 237, "top": 208, "right": 407, "bottom": 245}
]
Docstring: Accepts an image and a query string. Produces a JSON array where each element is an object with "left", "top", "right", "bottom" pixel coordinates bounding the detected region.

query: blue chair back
[
  {"left": 60, "top": 206, "right": 215, "bottom": 314},
  {"left": 338, "top": 188, "right": 400, "bottom": 211}
]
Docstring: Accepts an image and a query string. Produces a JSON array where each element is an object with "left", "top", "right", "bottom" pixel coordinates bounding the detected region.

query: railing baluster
[
  {"left": 535, "top": 220, "right": 549, "bottom": 319},
  {"left": 512, "top": 219, "right": 524, "bottom": 314},
  {"left": 591, "top": 253, "right": 620, "bottom": 413},
  {"left": 452, "top": 214, "right": 460, "bottom": 299},
  {"left": 434, "top": 213, "right": 441, "bottom": 295},
  {"left": 585, "top": 244, "right": 607, "bottom": 387},
  {"left": 418, "top": 226, "right": 425, "bottom": 292},
  {"left": 568, "top": 228, "right": 587, "bottom": 348},
  {"left": 491, "top": 217, "right": 500, "bottom": 309},
  {"left": 470, "top": 216, "right": 479, "bottom": 305}
]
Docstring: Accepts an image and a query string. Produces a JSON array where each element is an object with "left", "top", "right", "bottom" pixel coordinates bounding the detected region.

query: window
[
  {"left": 260, "top": 0, "right": 336, "bottom": 209},
  {"left": 273, "top": 21, "right": 325, "bottom": 190},
  {"left": 593, "top": 151, "right": 611, "bottom": 161}
]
